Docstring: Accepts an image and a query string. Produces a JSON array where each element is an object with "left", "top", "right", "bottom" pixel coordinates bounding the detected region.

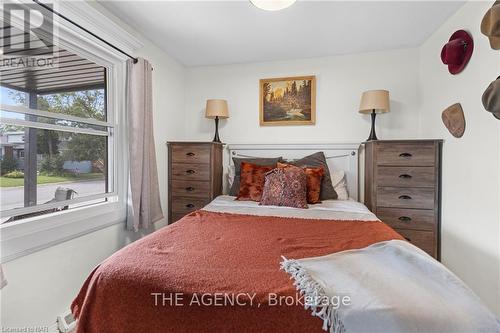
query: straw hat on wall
[
  {"left": 441, "top": 103, "right": 466, "bottom": 138},
  {"left": 481, "top": 1, "right": 500, "bottom": 49}
]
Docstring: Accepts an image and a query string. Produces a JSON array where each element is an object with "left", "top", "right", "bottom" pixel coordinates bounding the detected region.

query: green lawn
[{"left": 0, "top": 173, "right": 104, "bottom": 187}]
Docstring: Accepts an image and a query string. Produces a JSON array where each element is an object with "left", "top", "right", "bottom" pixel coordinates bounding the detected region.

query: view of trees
[
  {"left": 262, "top": 79, "right": 313, "bottom": 121},
  {"left": 1, "top": 89, "right": 107, "bottom": 175},
  {"left": 38, "top": 90, "right": 106, "bottom": 163}
]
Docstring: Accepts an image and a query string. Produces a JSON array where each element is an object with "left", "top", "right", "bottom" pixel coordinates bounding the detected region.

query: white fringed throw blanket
[{"left": 281, "top": 240, "right": 500, "bottom": 333}]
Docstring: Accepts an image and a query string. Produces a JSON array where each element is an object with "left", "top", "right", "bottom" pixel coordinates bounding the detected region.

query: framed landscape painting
[{"left": 259, "top": 75, "right": 316, "bottom": 126}]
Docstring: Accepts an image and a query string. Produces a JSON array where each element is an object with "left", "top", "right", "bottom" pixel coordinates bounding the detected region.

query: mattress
[{"left": 204, "top": 195, "right": 379, "bottom": 221}]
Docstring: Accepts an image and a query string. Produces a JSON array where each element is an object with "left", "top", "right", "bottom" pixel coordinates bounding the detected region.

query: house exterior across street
[
  {"left": 0, "top": 131, "right": 92, "bottom": 173},
  {"left": 0, "top": 131, "right": 30, "bottom": 169}
]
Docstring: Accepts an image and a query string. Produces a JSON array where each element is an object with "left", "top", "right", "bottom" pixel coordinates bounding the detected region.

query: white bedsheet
[{"left": 202, "top": 195, "right": 379, "bottom": 221}]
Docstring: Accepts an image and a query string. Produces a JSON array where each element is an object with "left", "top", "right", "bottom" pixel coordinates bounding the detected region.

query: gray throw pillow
[
  {"left": 229, "top": 157, "right": 282, "bottom": 196},
  {"left": 284, "top": 152, "right": 338, "bottom": 200}
]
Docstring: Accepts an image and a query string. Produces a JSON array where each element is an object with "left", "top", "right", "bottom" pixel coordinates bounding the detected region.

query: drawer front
[
  {"left": 377, "top": 208, "right": 436, "bottom": 231},
  {"left": 395, "top": 228, "right": 436, "bottom": 258},
  {"left": 171, "top": 145, "right": 210, "bottom": 164},
  {"left": 172, "top": 197, "right": 208, "bottom": 215},
  {"left": 171, "top": 163, "right": 210, "bottom": 181},
  {"left": 377, "top": 187, "right": 435, "bottom": 209},
  {"left": 377, "top": 166, "right": 435, "bottom": 187},
  {"left": 171, "top": 180, "right": 210, "bottom": 198},
  {"left": 377, "top": 143, "right": 436, "bottom": 166}
]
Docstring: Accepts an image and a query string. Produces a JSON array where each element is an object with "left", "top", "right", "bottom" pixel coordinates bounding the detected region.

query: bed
[
  {"left": 72, "top": 200, "right": 402, "bottom": 333},
  {"left": 71, "top": 144, "right": 499, "bottom": 332},
  {"left": 71, "top": 144, "right": 398, "bottom": 332}
]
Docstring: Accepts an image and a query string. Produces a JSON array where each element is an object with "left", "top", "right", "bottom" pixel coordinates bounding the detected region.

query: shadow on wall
[
  {"left": 196, "top": 106, "right": 229, "bottom": 141},
  {"left": 384, "top": 100, "right": 405, "bottom": 130},
  {"left": 358, "top": 99, "right": 407, "bottom": 139},
  {"left": 118, "top": 218, "right": 168, "bottom": 249},
  {"left": 198, "top": 107, "right": 212, "bottom": 136},
  {"left": 442, "top": 228, "right": 500, "bottom": 316}
]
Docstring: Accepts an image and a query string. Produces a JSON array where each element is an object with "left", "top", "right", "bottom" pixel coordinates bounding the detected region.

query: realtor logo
[{"left": 1, "top": 2, "right": 56, "bottom": 69}]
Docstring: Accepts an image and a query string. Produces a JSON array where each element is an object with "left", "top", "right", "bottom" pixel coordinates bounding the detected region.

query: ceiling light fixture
[{"left": 250, "top": 0, "right": 297, "bottom": 11}]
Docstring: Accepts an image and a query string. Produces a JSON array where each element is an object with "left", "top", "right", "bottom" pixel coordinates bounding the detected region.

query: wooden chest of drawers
[
  {"left": 167, "top": 142, "right": 223, "bottom": 224},
  {"left": 364, "top": 140, "right": 442, "bottom": 260}
]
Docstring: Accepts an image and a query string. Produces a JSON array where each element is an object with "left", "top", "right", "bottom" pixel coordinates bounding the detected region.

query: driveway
[{"left": 0, "top": 180, "right": 106, "bottom": 211}]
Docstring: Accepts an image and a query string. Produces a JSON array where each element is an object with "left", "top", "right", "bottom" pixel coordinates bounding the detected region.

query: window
[
  {"left": 0, "top": 58, "right": 113, "bottom": 222},
  {"left": 0, "top": 2, "right": 129, "bottom": 262}
]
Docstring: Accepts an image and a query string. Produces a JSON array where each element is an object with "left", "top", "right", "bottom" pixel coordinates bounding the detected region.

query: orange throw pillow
[
  {"left": 236, "top": 162, "right": 274, "bottom": 202},
  {"left": 278, "top": 162, "right": 324, "bottom": 204}
]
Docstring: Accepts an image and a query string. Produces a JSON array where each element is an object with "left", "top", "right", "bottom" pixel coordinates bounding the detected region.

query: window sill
[{"left": 0, "top": 201, "right": 126, "bottom": 263}]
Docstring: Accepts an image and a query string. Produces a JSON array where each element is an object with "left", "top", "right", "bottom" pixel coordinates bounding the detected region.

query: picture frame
[{"left": 259, "top": 75, "right": 316, "bottom": 126}]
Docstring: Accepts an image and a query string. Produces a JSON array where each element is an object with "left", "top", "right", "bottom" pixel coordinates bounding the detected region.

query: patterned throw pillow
[
  {"left": 236, "top": 162, "right": 274, "bottom": 201},
  {"left": 278, "top": 162, "right": 324, "bottom": 204},
  {"left": 260, "top": 165, "right": 308, "bottom": 209},
  {"left": 283, "top": 152, "right": 337, "bottom": 200}
]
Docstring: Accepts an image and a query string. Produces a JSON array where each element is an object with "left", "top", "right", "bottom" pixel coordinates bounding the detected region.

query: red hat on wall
[{"left": 440, "top": 30, "right": 474, "bottom": 75}]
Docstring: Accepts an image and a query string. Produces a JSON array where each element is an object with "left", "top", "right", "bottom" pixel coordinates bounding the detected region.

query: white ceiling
[{"left": 99, "top": 1, "right": 465, "bottom": 67}]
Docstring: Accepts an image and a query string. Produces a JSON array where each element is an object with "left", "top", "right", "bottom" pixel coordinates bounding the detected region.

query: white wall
[
  {"left": 185, "top": 49, "right": 421, "bottom": 143},
  {"left": 0, "top": 8, "right": 186, "bottom": 329},
  {"left": 419, "top": 1, "right": 500, "bottom": 315}
]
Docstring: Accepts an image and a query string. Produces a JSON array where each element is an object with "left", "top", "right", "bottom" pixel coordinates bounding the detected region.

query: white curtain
[{"left": 126, "top": 58, "right": 163, "bottom": 231}]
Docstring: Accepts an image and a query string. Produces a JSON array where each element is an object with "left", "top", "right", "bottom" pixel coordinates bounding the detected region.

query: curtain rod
[{"left": 32, "top": 0, "right": 139, "bottom": 64}]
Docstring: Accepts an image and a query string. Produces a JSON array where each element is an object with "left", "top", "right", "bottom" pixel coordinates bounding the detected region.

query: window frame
[
  {"left": 0, "top": 101, "right": 113, "bottom": 218},
  {"left": 0, "top": 1, "right": 132, "bottom": 263}
]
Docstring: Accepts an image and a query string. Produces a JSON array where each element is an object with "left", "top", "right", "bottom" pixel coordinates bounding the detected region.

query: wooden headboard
[{"left": 227, "top": 143, "right": 361, "bottom": 201}]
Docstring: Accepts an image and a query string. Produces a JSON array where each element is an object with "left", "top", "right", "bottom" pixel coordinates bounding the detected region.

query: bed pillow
[
  {"left": 282, "top": 152, "right": 337, "bottom": 200},
  {"left": 236, "top": 162, "right": 274, "bottom": 201},
  {"left": 331, "top": 169, "right": 349, "bottom": 200},
  {"left": 229, "top": 157, "right": 282, "bottom": 196},
  {"left": 277, "top": 162, "right": 323, "bottom": 204},
  {"left": 228, "top": 165, "right": 235, "bottom": 188},
  {"left": 260, "top": 165, "right": 308, "bottom": 209}
]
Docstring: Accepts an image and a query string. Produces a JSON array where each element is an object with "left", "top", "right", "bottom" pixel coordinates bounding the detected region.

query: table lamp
[
  {"left": 205, "top": 99, "right": 229, "bottom": 143},
  {"left": 359, "top": 90, "right": 390, "bottom": 141}
]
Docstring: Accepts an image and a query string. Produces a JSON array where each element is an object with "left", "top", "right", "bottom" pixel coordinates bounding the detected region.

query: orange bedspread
[{"left": 72, "top": 210, "right": 403, "bottom": 333}]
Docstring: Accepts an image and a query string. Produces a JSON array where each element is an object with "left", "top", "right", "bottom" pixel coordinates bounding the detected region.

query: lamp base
[
  {"left": 366, "top": 110, "right": 378, "bottom": 141},
  {"left": 212, "top": 116, "right": 221, "bottom": 143}
]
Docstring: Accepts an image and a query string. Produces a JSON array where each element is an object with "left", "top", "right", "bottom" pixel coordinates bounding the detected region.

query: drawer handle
[
  {"left": 398, "top": 195, "right": 412, "bottom": 200},
  {"left": 404, "top": 236, "right": 412, "bottom": 242},
  {"left": 399, "top": 153, "right": 413, "bottom": 158},
  {"left": 186, "top": 152, "right": 195, "bottom": 157},
  {"left": 399, "top": 174, "right": 412, "bottom": 179},
  {"left": 398, "top": 216, "right": 412, "bottom": 222},
  {"left": 186, "top": 169, "right": 196, "bottom": 174},
  {"left": 186, "top": 203, "right": 195, "bottom": 208},
  {"left": 185, "top": 187, "right": 195, "bottom": 191}
]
